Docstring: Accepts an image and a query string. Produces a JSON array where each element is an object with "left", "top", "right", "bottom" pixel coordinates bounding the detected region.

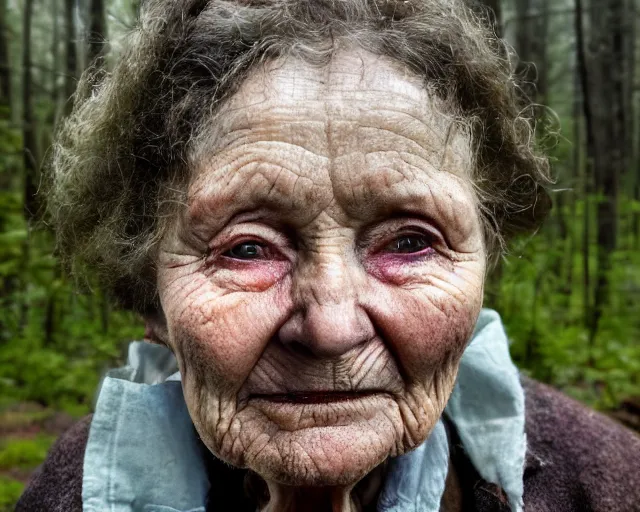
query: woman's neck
[
  {"left": 258, "top": 464, "right": 386, "bottom": 512},
  {"left": 260, "top": 484, "right": 357, "bottom": 512}
]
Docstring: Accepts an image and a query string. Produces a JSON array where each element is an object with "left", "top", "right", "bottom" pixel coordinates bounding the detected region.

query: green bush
[
  {"left": 0, "top": 477, "right": 24, "bottom": 512},
  {"left": 0, "top": 436, "right": 56, "bottom": 470}
]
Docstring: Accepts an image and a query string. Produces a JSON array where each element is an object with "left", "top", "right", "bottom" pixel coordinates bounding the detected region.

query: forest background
[{"left": 1, "top": 0, "right": 639, "bottom": 508}]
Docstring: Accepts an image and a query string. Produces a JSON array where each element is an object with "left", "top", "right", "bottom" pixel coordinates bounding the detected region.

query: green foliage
[
  {"left": 0, "top": 113, "right": 143, "bottom": 412},
  {"left": 0, "top": 477, "right": 24, "bottom": 512},
  {"left": 487, "top": 195, "right": 640, "bottom": 409},
  {"left": 0, "top": 434, "right": 54, "bottom": 511},
  {"left": 0, "top": 436, "right": 56, "bottom": 470}
]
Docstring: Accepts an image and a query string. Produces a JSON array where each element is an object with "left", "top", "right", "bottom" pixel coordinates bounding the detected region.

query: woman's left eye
[
  {"left": 386, "top": 234, "right": 431, "bottom": 254},
  {"left": 224, "top": 241, "right": 266, "bottom": 260}
]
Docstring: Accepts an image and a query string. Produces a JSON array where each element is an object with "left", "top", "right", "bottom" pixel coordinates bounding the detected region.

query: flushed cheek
[
  {"left": 204, "top": 260, "right": 290, "bottom": 293},
  {"left": 366, "top": 278, "right": 482, "bottom": 380},
  {"left": 161, "top": 273, "right": 293, "bottom": 391},
  {"left": 364, "top": 251, "right": 436, "bottom": 285}
]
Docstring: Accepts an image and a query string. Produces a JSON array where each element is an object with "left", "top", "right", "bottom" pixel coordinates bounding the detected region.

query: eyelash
[
  {"left": 383, "top": 232, "right": 436, "bottom": 254},
  {"left": 222, "top": 240, "right": 271, "bottom": 260}
]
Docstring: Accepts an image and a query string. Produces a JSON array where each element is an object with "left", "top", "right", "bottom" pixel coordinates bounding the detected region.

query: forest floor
[
  {"left": 0, "top": 402, "right": 79, "bottom": 511},
  {"left": 0, "top": 398, "right": 638, "bottom": 511}
]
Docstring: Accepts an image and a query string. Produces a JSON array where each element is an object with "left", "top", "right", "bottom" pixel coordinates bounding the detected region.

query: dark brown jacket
[{"left": 16, "top": 377, "right": 640, "bottom": 511}]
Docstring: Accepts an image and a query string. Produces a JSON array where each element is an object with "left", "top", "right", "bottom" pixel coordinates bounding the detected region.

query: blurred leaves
[
  {"left": 487, "top": 195, "right": 640, "bottom": 409},
  {"left": 0, "top": 117, "right": 142, "bottom": 413}
]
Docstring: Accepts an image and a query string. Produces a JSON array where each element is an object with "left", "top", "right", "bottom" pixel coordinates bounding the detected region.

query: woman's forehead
[
  {"left": 230, "top": 50, "right": 429, "bottom": 106},
  {"left": 186, "top": 50, "right": 476, "bottom": 230},
  {"left": 193, "top": 50, "right": 471, "bottom": 171}
]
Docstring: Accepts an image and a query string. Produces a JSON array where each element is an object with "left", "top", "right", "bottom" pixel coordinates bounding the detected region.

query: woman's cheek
[
  {"left": 366, "top": 270, "right": 482, "bottom": 379},
  {"left": 363, "top": 250, "right": 444, "bottom": 286},
  {"left": 163, "top": 269, "right": 293, "bottom": 391},
  {"left": 205, "top": 259, "right": 290, "bottom": 292}
]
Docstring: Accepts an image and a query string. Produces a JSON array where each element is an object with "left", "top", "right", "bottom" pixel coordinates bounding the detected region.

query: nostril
[
  {"left": 280, "top": 339, "right": 317, "bottom": 359},
  {"left": 276, "top": 299, "right": 375, "bottom": 358},
  {"left": 277, "top": 310, "right": 305, "bottom": 347}
]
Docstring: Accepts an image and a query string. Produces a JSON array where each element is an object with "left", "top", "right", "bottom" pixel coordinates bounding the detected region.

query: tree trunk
[
  {"left": 575, "top": 0, "right": 593, "bottom": 333},
  {"left": 63, "top": 0, "right": 78, "bottom": 113},
  {"left": 51, "top": 0, "right": 60, "bottom": 106},
  {"left": 634, "top": 179, "right": 640, "bottom": 249},
  {"left": 622, "top": 0, "right": 635, "bottom": 175},
  {"left": 628, "top": 0, "right": 638, "bottom": 249},
  {"left": 566, "top": 68, "right": 582, "bottom": 310},
  {"left": 579, "top": 0, "right": 629, "bottom": 345},
  {"left": 0, "top": 0, "right": 10, "bottom": 113},
  {"left": 514, "top": 0, "right": 532, "bottom": 102},
  {"left": 591, "top": 0, "right": 626, "bottom": 343},
  {"left": 22, "top": 0, "right": 38, "bottom": 221},
  {"left": 514, "top": 0, "right": 550, "bottom": 104},
  {"left": 87, "top": 0, "right": 107, "bottom": 68}
]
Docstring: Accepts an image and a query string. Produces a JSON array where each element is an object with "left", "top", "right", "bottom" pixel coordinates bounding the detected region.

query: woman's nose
[{"left": 277, "top": 259, "right": 375, "bottom": 358}]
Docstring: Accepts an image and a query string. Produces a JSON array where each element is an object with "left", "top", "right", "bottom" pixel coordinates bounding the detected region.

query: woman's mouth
[
  {"left": 247, "top": 391, "right": 396, "bottom": 429},
  {"left": 250, "top": 391, "right": 383, "bottom": 404}
]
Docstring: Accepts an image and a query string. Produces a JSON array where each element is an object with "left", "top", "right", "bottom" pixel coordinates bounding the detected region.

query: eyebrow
[
  {"left": 186, "top": 151, "right": 477, "bottom": 253},
  {"left": 340, "top": 172, "right": 478, "bottom": 246},
  {"left": 185, "top": 157, "right": 329, "bottom": 236}
]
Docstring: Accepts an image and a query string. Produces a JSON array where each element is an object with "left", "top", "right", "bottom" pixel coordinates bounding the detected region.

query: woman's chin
[
  {"left": 209, "top": 395, "right": 410, "bottom": 487},
  {"left": 244, "top": 423, "right": 395, "bottom": 487}
]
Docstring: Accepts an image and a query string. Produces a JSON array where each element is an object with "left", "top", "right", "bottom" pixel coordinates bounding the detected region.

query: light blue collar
[{"left": 82, "top": 309, "right": 525, "bottom": 512}]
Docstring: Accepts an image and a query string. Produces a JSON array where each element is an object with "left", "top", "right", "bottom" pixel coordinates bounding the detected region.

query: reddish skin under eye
[
  {"left": 206, "top": 232, "right": 439, "bottom": 288},
  {"left": 205, "top": 239, "right": 290, "bottom": 290},
  {"left": 365, "top": 234, "right": 438, "bottom": 284}
]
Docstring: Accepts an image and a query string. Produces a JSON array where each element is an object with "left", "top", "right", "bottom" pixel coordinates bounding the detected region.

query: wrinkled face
[{"left": 156, "top": 50, "right": 486, "bottom": 487}]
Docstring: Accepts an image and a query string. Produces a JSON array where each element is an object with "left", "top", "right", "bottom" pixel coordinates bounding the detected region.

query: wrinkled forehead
[
  {"left": 182, "top": 50, "right": 479, "bottom": 238},
  {"left": 190, "top": 50, "right": 472, "bottom": 176}
]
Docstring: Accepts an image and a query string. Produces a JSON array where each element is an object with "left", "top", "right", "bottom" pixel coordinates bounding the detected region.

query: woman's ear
[{"left": 144, "top": 309, "right": 170, "bottom": 346}]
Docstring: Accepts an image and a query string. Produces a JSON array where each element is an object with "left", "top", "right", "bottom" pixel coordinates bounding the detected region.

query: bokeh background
[{"left": 1, "top": 0, "right": 639, "bottom": 508}]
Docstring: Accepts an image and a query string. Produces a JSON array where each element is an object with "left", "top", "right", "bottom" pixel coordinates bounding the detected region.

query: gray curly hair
[{"left": 49, "top": 0, "right": 551, "bottom": 313}]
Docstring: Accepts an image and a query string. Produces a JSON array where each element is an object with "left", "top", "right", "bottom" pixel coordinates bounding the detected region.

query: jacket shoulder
[
  {"left": 522, "top": 376, "right": 640, "bottom": 512},
  {"left": 15, "top": 414, "right": 91, "bottom": 512}
]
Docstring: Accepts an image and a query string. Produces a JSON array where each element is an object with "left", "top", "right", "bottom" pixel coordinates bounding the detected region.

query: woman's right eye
[
  {"left": 385, "top": 235, "right": 431, "bottom": 254},
  {"left": 223, "top": 241, "right": 266, "bottom": 260}
]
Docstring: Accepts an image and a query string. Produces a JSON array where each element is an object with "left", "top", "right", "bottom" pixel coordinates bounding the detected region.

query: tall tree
[
  {"left": 51, "top": 0, "right": 60, "bottom": 106},
  {"left": 514, "top": 0, "right": 550, "bottom": 103},
  {"left": 574, "top": 3, "right": 594, "bottom": 328},
  {"left": 22, "top": 0, "right": 38, "bottom": 221},
  {"left": 577, "top": 0, "right": 630, "bottom": 342},
  {"left": 0, "top": 0, "right": 10, "bottom": 112},
  {"left": 63, "top": 0, "right": 77, "bottom": 113},
  {"left": 87, "top": 0, "right": 107, "bottom": 68}
]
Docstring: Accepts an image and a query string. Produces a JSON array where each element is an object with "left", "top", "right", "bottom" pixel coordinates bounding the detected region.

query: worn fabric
[
  {"left": 377, "top": 420, "right": 450, "bottom": 511},
  {"left": 521, "top": 378, "right": 640, "bottom": 512},
  {"left": 82, "top": 379, "right": 208, "bottom": 512},
  {"left": 444, "top": 309, "right": 526, "bottom": 511},
  {"left": 14, "top": 415, "right": 91, "bottom": 512},
  {"left": 380, "top": 309, "right": 525, "bottom": 511}
]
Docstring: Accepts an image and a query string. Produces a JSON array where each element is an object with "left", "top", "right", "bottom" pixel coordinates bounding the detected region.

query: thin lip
[{"left": 249, "top": 390, "right": 387, "bottom": 404}]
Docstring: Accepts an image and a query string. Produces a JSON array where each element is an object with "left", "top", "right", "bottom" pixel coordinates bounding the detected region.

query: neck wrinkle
[
  {"left": 260, "top": 484, "right": 356, "bottom": 512},
  {"left": 251, "top": 462, "right": 389, "bottom": 512}
]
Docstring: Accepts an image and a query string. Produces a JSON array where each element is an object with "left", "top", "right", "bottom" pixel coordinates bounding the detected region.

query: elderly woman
[{"left": 17, "top": 0, "right": 640, "bottom": 510}]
